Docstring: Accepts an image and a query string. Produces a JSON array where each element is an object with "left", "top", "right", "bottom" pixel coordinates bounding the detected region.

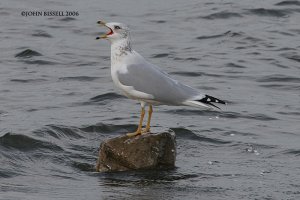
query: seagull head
[{"left": 96, "top": 21, "right": 130, "bottom": 42}]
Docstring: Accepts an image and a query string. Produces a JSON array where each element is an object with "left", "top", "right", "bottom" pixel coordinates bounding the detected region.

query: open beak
[{"left": 96, "top": 21, "right": 113, "bottom": 40}]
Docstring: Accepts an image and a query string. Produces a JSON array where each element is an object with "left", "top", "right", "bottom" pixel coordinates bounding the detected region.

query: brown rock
[{"left": 96, "top": 131, "right": 176, "bottom": 172}]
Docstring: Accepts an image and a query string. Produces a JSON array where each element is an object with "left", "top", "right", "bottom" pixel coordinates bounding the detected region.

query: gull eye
[{"left": 114, "top": 25, "right": 121, "bottom": 30}]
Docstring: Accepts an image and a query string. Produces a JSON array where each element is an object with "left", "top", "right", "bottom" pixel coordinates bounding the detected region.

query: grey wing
[{"left": 117, "top": 62, "right": 203, "bottom": 105}]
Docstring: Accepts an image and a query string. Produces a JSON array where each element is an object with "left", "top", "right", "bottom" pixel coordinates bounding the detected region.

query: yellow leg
[
  {"left": 127, "top": 106, "right": 145, "bottom": 137},
  {"left": 142, "top": 105, "right": 153, "bottom": 134}
]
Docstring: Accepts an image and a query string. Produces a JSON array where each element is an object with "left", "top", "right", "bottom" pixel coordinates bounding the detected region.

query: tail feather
[{"left": 183, "top": 95, "right": 226, "bottom": 110}]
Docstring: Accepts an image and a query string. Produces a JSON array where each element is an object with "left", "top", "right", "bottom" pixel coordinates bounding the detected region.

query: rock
[{"left": 96, "top": 131, "right": 176, "bottom": 172}]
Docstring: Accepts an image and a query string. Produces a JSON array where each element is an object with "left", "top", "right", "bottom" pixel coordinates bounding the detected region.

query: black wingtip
[
  {"left": 204, "top": 95, "right": 226, "bottom": 104},
  {"left": 206, "top": 102, "right": 221, "bottom": 109},
  {"left": 197, "top": 95, "right": 226, "bottom": 109}
]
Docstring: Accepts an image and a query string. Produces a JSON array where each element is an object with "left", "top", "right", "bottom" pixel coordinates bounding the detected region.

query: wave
[
  {"left": 0, "top": 132, "right": 63, "bottom": 152},
  {"left": 256, "top": 74, "right": 300, "bottom": 83},
  {"left": 275, "top": 1, "right": 300, "bottom": 6},
  {"left": 196, "top": 31, "right": 242, "bottom": 40},
  {"left": 281, "top": 52, "right": 300, "bottom": 63},
  {"left": 225, "top": 63, "right": 246, "bottom": 68},
  {"left": 21, "top": 59, "right": 57, "bottom": 65},
  {"left": 245, "top": 8, "right": 290, "bottom": 17},
  {"left": 31, "top": 30, "right": 52, "bottom": 38},
  {"left": 282, "top": 149, "right": 300, "bottom": 156},
  {"left": 15, "top": 49, "right": 42, "bottom": 58},
  {"left": 164, "top": 110, "right": 278, "bottom": 121},
  {"left": 10, "top": 78, "right": 48, "bottom": 83},
  {"left": 276, "top": 111, "right": 300, "bottom": 116},
  {"left": 171, "top": 57, "right": 200, "bottom": 61},
  {"left": 80, "top": 123, "right": 136, "bottom": 134},
  {"left": 170, "top": 71, "right": 203, "bottom": 77},
  {"left": 36, "top": 125, "right": 85, "bottom": 139},
  {"left": 170, "top": 127, "right": 230, "bottom": 144},
  {"left": 59, "top": 76, "right": 100, "bottom": 82},
  {"left": 151, "top": 53, "right": 170, "bottom": 58},
  {"left": 97, "top": 168, "right": 202, "bottom": 183},
  {"left": 259, "top": 84, "right": 300, "bottom": 91},
  {"left": 222, "top": 130, "right": 257, "bottom": 137},
  {"left": 72, "top": 92, "right": 125, "bottom": 107},
  {"left": 90, "top": 92, "right": 125, "bottom": 102},
  {"left": 60, "top": 17, "right": 77, "bottom": 21},
  {"left": 202, "top": 11, "right": 243, "bottom": 20},
  {"left": 150, "top": 20, "right": 167, "bottom": 24}
]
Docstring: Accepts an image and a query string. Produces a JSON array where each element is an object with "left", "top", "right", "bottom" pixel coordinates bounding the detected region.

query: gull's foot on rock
[
  {"left": 126, "top": 130, "right": 142, "bottom": 137},
  {"left": 141, "top": 128, "right": 150, "bottom": 135},
  {"left": 126, "top": 128, "right": 150, "bottom": 137}
]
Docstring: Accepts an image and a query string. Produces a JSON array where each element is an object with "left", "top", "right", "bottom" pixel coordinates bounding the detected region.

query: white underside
[{"left": 182, "top": 100, "right": 213, "bottom": 109}]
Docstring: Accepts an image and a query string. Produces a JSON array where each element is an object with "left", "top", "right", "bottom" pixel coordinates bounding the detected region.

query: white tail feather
[{"left": 182, "top": 100, "right": 216, "bottom": 110}]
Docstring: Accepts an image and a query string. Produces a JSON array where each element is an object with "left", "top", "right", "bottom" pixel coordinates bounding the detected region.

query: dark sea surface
[{"left": 1, "top": 0, "right": 300, "bottom": 199}]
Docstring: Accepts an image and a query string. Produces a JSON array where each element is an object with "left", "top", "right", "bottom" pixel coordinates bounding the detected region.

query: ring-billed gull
[{"left": 96, "top": 21, "right": 226, "bottom": 137}]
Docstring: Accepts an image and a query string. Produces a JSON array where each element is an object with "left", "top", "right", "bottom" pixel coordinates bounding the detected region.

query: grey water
[{"left": 1, "top": 0, "right": 300, "bottom": 199}]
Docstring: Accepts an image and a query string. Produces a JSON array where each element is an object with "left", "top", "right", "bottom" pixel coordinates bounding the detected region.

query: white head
[{"left": 96, "top": 21, "right": 130, "bottom": 43}]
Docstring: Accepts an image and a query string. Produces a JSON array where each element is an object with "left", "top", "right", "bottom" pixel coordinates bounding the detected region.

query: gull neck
[{"left": 111, "top": 37, "right": 132, "bottom": 64}]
